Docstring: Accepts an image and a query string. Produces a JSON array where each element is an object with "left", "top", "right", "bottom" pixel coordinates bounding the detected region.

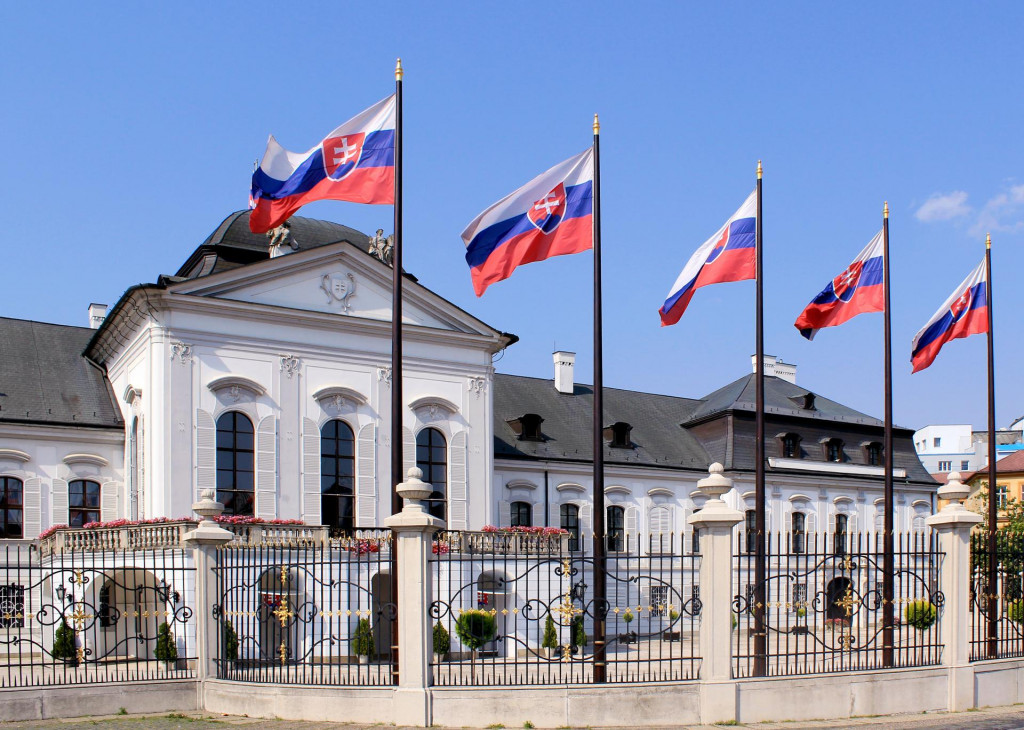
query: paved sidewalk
[{"left": 2, "top": 705, "right": 1024, "bottom": 730}]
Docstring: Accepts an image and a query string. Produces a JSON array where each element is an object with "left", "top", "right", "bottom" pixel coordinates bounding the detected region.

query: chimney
[
  {"left": 751, "top": 354, "right": 797, "bottom": 384},
  {"left": 88, "top": 303, "right": 108, "bottom": 330},
  {"left": 553, "top": 351, "right": 576, "bottom": 394}
]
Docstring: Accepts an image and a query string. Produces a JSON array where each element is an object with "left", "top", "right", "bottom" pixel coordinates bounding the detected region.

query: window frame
[
  {"left": 215, "top": 411, "right": 256, "bottom": 517},
  {"left": 510, "top": 501, "right": 532, "bottom": 528},
  {"left": 745, "top": 509, "right": 757, "bottom": 554},
  {"left": 68, "top": 478, "right": 101, "bottom": 527},
  {"left": 416, "top": 427, "right": 448, "bottom": 521},
  {"left": 791, "top": 512, "right": 806, "bottom": 554},
  {"left": 607, "top": 505, "right": 625, "bottom": 552},
  {"left": 560, "top": 503, "right": 580, "bottom": 551},
  {"left": 834, "top": 513, "right": 849, "bottom": 556},
  {"left": 320, "top": 419, "right": 356, "bottom": 534},
  {"left": 0, "top": 476, "right": 24, "bottom": 539}
]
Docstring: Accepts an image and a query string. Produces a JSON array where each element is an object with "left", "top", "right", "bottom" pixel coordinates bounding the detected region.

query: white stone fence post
[
  {"left": 926, "top": 471, "right": 982, "bottom": 711},
  {"left": 689, "top": 463, "right": 743, "bottom": 724},
  {"left": 183, "top": 490, "right": 235, "bottom": 685},
  {"left": 385, "top": 468, "right": 445, "bottom": 726}
]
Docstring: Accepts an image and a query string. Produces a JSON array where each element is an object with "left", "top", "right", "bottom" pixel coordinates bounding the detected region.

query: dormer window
[
  {"left": 604, "top": 422, "right": 633, "bottom": 449},
  {"left": 507, "top": 413, "right": 544, "bottom": 442},
  {"left": 788, "top": 392, "right": 816, "bottom": 411},
  {"left": 823, "top": 438, "right": 844, "bottom": 463},
  {"left": 777, "top": 432, "right": 802, "bottom": 459},
  {"left": 864, "top": 442, "right": 882, "bottom": 466}
]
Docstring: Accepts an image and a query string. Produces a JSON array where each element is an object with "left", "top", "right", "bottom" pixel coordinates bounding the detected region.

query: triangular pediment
[{"left": 166, "top": 241, "right": 502, "bottom": 338}]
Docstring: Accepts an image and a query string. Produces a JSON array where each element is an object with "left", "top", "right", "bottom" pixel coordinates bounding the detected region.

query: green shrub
[
  {"left": 221, "top": 620, "right": 239, "bottom": 662},
  {"left": 668, "top": 609, "right": 680, "bottom": 622},
  {"left": 904, "top": 600, "right": 937, "bottom": 630},
  {"left": 541, "top": 615, "right": 558, "bottom": 650},
  {"left": 455, "top": 610, "right": 497, "bottom": 651},
  {"left": 433, "top": 621, "right": 451, "bottom": 656},
  {"left": 52, "top": 619, "right": 77, "bottom": 663},
  {"left": 1008, "top": 600, "right": 1024, "bottom": 624},
  {"left": 795, "top": 607, "right": 807, "bottom": 619},
  {"left": 571, "top": 615, "right": 586, "bottom": 648},
  {"left": 353, "top": 618, "right": 375, "bottom": 657},
  {"left": 731, "top": 613, "right": 738, "bottom": 630},
  {"left": 154, "top": 622, "right": 178, "bottom": 663},
  {"left": 622, "top": 609, "right": 634, "bottom": 624}
]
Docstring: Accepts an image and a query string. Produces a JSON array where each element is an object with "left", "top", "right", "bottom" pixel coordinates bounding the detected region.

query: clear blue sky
[{"left": 2, "top": 2, "right": 1021, "bottom": 432}]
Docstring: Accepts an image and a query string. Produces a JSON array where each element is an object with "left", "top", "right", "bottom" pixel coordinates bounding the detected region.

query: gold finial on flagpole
[
  {"left": 757, "top": 160, "right": 763, "bottom": 179},
  {"left": 986, "top": 232, "right": 991, "bottom": 249},
  {"left": 884, "top": 201, "right": 889, "bottom": 219},
  {"left": 395, "top": 58, "right": 403, "bottom": 81},
  {"left": 593, "top": 114, "right": 600, "bottom": 135}
]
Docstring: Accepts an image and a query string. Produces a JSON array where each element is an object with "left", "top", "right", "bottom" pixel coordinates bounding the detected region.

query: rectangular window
[
  {"left": 934, "top": 437, "right": 941, "bottom": 447},
  {"left": 0, "top": 584, "right": 25, "bottom": 628},
  {"left": 997, "top": 484, "right": 1009, "bottom": 509},
  {"left": 792, "top": 583, "right": 807, "bottom": 608},
  {"left": 650, "top": 585, "right": 668, "bottom": 617},
  {"left": 962, "top": 460, "right": 970, "bottom": 471},
  {"left": 938, "top": 460, "right": 952, "bottom": 472},
  {"left": 745, "top": 510, "right": 757, "bottom": 554}
]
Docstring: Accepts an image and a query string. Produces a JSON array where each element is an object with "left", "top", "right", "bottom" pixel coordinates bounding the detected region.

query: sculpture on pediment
[
  {"left": 267, "top": 221, "right": 298, "bottom": 258},
  {"left": 367, "top": 228, "right": 394, "bottom": 266}
]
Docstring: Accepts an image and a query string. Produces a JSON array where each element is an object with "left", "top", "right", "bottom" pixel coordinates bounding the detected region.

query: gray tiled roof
[
  {"left": 493, "top": 373, "right": 711, "bottom": 472},
  {"left": 686, "top": 373, "right": 885, "bottom": 427},
  {"left": 0, "top": 318, "right": 122, "bottom": 429},
  {"left": 176, "top": 211, "right": 372, "bottom": 279}
]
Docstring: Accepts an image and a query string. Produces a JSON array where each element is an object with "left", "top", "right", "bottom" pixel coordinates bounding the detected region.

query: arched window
[
  {"left": 560, "top": 504, "right": 580, "bottom": 551},
  {"left": 745, "top": 509, "right": 757, "bottom": 554},
  {"left": 834, "top": 513, "right": 849, "bottom": 556},
  {"left": 416, "top": 428, "right": 447, "bottom": 521},
  {"left": 0, "top": 477, "right": 23, "bottom": 539},
  {"left": 607, "top": 505, "right": 625, "bottom": 552},
  {"left": 69, "top": 479, "right": 100, "bottom": 526},
  {"left": 321, "top": 420, "right": 355, "bottom": 534},
  {"left": 791, "top": 512, "right": 806, "bottom": 554},
  {"left": 216, "top": 412, "right": 255, "bottom": 516},
  {"left": 129, "top": 417, "right": 139, "bottom": 521},
  {"left": 510, "top": 501, "right": 532, "bottom": 527}
]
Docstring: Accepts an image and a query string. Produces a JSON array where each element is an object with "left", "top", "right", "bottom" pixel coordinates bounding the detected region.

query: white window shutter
[
  {"left": 356, "top": 423, "right": 377, "bottom": 527},
  {"left": 580, "top": 503, "right": 592, "bottom": 540},
  {"left": 51, "top": 478, "right": 68, "bottom": 526},
  {"left": 499, "top": 501, "right": 511, "bottom": 527},
  {"left": 256, "top": 415, "right": 277, "bottom": 518},
  {"left": 23, "top": 478, "right": 42, "bottom": 538},
  {"left": 195, "top": 409, "right": 216, "bottom": 502},
  {"left": 402, "top": 427, "right": 415, "bottom": 480},
  {"left": 449, "top": 431, "right": 468, "bottom": 530},
  {"left": 101, "top": 481, "right": 120, "bottom": 521},
  {"left": 302, "top": 417, "right": 321, "bottom": 525},
  {"left": 139, "top": 416, "right": 146, "bottom": 519},
  {"left": 625, "top": 505, "right": 639, "bottom": 549}
]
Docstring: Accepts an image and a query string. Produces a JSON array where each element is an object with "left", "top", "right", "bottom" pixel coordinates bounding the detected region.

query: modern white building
[
  {"left": 0, "top": 211, "right": 939, "bottom": 548},
  {"left": 913, "top": 423, "right": 1024, "bottom": 476}
]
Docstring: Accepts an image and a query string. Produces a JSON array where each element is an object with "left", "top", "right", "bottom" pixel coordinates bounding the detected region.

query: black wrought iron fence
[
  {"left": 970, "top": 530, "right": 1024, "bottom": 660},
  {"left": 429, "top": 530, "right": 700, "bottom": 685},
  {"left": 0, "top": 541, "right": 195, "bottom": 687},
  {"left": 733, "top": 531, "right": 942, "bottom": 677},
  {"left": 211, "top": 530, "right": 395, "bottom": 685}
]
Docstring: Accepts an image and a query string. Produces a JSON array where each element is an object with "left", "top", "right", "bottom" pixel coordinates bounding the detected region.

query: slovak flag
[
  {"left": 658, "top": 191, "right": 757, "bottom": 326},
  {"left": 248, "top": 95, "right": 397, "bottom": 234},
  {"left": 794, "top": 231, "right": 885, "bottom": 340},
  {"left": 911, "top": 259, "right": 988, "bottom": 373},
  {"left": 462, "top": 148, "right": 594, "bottom": 296}
]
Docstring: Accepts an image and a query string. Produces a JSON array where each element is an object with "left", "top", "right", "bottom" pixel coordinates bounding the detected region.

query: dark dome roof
[{"left": 176, "top": 211, "right": 372, "bottom": 279}]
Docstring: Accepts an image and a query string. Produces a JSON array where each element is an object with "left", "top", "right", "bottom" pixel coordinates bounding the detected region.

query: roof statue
[
  {"left": 266, "top": 220, "right": 298, "bottom": 258},
  {"left": 367, "top": 228, "right": 394, "bottom": 266}
]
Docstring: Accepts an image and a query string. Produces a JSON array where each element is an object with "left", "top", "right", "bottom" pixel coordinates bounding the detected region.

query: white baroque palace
[{"left": 0, "top": 211, "right": 938, "bottom": 545}]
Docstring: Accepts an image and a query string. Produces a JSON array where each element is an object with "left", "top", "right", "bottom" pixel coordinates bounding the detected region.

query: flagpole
[
  {"left": 753, "top": 160, "right": 767, "bottom": 678},
  {"left": 389, "top": 56, "right": 404, "bottom": 684},
  {"left": 591, "top": 113, "right": 608, "bottom": 685},
  {"left": 986, "top": 232, "right": 998, "bottom": 658},
  {"left": 882, "top": 202, "right": 895, "bottom": 666}
]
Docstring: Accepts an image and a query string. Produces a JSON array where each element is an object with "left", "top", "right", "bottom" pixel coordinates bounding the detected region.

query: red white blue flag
[
  {"left": 461, "top": 148, "right": 594, "bottom": 296},
  {"left": 658, "top": 191, "right": 757, "bottom": 326},
  {"left": 911, "top": 259, "right": 988, "bottom": 373},
  {"left": 794, "top": 230, "right": 885, "bottom": 340},
  {"left": 249, "top": 95, "right": 396, "bottom": 234}
]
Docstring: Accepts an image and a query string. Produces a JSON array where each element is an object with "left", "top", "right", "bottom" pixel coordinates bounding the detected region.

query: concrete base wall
[
  {"left": 974, "top": 657, "right": 1024, "bottom": 708},
  {"left": 0, "top": 679, "right": 198, "bottom": 722},
  {"left": 203, "top": 679, "right": 396, "bottom": 724}
]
